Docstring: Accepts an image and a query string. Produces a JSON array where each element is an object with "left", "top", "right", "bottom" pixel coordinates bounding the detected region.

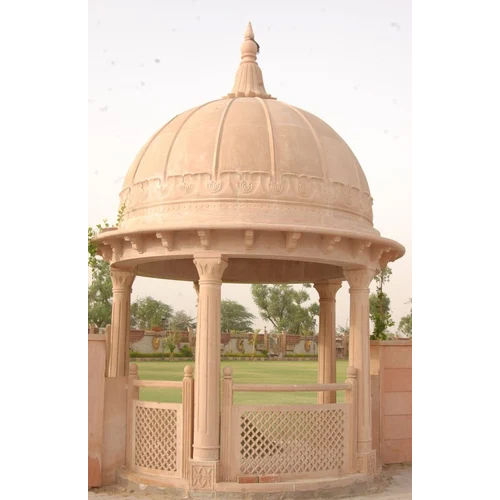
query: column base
[
  {"left": 357, "top": 450, "right": 377, "bottom": 474},
  {"left": 189, "top": 459, "right": 219, "bottom": 490}
]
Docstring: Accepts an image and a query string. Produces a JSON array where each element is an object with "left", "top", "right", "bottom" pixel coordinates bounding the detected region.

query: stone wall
[
  {"left": 88, "top": 330, "right": 129, "bottom": 487},
  {"left": 127, "top": 329, "right": 348, "bottom": 358},
  {"left": 129, "top": 330, "right": 192, "bottom": 354},
  {"left": 88, "top": 334, "right": 106, "bottom": 488},
  {"left": 370, "top": 340, "right": 412, "bottom": 465}
]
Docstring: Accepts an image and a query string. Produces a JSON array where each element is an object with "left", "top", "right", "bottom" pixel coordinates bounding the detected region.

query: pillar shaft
[
  {"left": 192, "top": 255, "right": 228, "bottom": 462},
  {"left": 344, "top": 267, "right": 376, "bottom": 470},
  {"left": 108, "top": 269, "right": 135, "bottom": 378},
  {"left": 314, "top": 280, "right": 342, "bottom": 404}
]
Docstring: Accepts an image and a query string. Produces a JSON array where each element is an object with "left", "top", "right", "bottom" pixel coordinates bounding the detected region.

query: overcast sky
[{"left": 88, "top": 0, "right": 411, "bottom": 331}]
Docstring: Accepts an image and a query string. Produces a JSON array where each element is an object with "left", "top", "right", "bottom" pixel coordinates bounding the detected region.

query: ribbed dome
[
  {"left": 118, "top": 23, "right": 377, "bottom": 238},
  {"left": 124, "top": 98, "right": 370, "bottom": 193}
]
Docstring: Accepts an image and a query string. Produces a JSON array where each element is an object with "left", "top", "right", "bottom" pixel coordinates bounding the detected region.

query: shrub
[
  {"left": 222, "top": 352, "right": 266, "bottom": 358},
  {"left": 179, "top": 345, "right": 193, "bottom": 357},
  {"left": 130, "top": 351, "right": 193, "bottom": 359}
]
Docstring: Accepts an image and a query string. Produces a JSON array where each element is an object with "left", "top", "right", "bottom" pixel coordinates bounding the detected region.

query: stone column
[
  {"left": 191, "top": 280, "right": 200, "bottom": 352},
  {"left": 190, "top": 255, "right": 227, "bottom": 488},
  {"left": 107, "top": 269, "right": 135, "bottom": 377},
  {"left": 314, "top": 280, "right": 342, "bottom": 404},
  {"left": 344, "top": 267, "right": 376, "bottom": 473}
]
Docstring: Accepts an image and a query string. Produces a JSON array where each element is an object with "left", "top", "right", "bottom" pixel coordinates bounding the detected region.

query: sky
[{"left": 88, "top": 0, "right": 411, "bottom": 331}]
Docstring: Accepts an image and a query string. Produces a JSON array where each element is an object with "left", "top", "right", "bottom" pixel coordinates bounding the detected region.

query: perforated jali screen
[
  {"left": 232, "top": 403, "right": 350, "bottom": 478},
  {"left": 132, "top": 400, "right": 182, "bottom": 477}
]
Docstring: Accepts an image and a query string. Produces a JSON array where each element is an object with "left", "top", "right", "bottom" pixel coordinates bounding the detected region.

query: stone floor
[{"left": 88, "top": 464, "right": 411, "bottom": 500}]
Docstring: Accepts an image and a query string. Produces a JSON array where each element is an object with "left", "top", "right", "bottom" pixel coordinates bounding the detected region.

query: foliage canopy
[
  {"left": 369, "top": 266, "right": 394, "bottom": 340},
  {"left": 220, "top": 299, "right": 255, "bottom": 332},
  {"left": 251, "top": 284, "right": 319, "bottom": 335},
  {"left": 130, "top": 296, "right": 173, "bottom": 330},
  {"left": 168, "top": 310, "right": 196, "bottom": 332}
]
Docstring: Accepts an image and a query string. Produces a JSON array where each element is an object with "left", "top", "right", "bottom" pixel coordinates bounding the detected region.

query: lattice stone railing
[
  {"left": 220, "top": 368, "right": 356, "bottom": 481},
  {"left": 126, "top": 364, "right": 194, "bottom": 480},
  {"left": 234, "top": 404, "right": 350, "bottom": 478},
  {"left": 238, "top": 405, "right": 348, "bottom": 475},
  {"left": 132, "top": 401, "right": 182, "bottom": 474}
]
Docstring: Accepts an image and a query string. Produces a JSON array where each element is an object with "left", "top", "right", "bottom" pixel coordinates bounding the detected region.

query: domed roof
[{"left": 118, "top": 23, "right": 376, "bottom": 238}]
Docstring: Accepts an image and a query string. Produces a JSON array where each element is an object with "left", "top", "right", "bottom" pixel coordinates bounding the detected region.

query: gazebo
[{"left": 93, "top": 23, "right": 404, "bottom": 495}]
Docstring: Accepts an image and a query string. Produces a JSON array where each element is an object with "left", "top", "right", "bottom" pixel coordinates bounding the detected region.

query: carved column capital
[
  {"left": 344, "top": 267, "right": 376, "bottom": 291},
  {"left": 193, "top": 255, "right": 228, "bottom": 283},
  {"left": 314, "top": 279, "right": 343, "bottom": 301},
  {"left": 110, "top": 268, "right": 135, "bottom": 292}
]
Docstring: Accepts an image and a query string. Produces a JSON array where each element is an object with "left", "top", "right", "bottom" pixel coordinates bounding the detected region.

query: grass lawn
[{"left": 136, "top": 360, "right": 348, "bottom": 405}]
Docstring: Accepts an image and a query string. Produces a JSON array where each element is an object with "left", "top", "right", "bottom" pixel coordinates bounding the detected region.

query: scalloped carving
[
  {"left": 118, "top": 172, "right": 374, "bottom": 230},
  {"left": 206, "top": 179, "right": 222, "bottom": 193}
]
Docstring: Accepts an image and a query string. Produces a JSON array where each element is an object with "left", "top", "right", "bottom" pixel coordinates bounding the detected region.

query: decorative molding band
[{"left": 119, "top": 171, "right": 373, "bottom": 223}]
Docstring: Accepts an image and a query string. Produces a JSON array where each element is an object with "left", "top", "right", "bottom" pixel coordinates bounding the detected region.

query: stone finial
[
  {"left": 244, "top": 21, "right": 255, "bottom": 41},
  {"left": 227, "top": 22, "right": 273, "bottom": 99}
]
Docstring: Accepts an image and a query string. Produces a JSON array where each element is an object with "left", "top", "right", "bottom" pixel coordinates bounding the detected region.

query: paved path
[{"left": 89, "top": 464, "right": 411, "bottom": 500}]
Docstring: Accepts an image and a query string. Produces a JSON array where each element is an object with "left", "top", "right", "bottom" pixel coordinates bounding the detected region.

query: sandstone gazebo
[{"left": 93, "top": 23, "right": 404, "bottom": 495}]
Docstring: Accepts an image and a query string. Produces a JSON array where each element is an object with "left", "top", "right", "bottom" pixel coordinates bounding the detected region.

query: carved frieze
[{"left": 118, "top": 172, "right": 374, "bottom": 227}]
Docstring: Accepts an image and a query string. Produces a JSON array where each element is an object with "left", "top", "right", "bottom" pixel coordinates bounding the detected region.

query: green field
[{"left": 136, "top": 360, "right": 348, "bottom": 404}]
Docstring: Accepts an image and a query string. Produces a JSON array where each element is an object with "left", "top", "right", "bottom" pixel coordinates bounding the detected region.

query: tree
[
  {"left": 88, "top": 222, "right": 112, "bottom": 327},
  {"left": 88, "top": 210, "right": 125, "bottom": 327},
  {"left": 369, "top": 266, "right": 394, "bottom": 340},
  {"left": 88, "top": 259, "right": 112, "bottom": 327},
  {"left": 220, "top": 300, "right": 255, "bottom": 332},
  {"left": 130, "top": 297, "right": 173, "bottom": 330},
  {"left": 398, "top": 298, "right": 412, "bottom": 337},
  {"left": 162, "top": 332, "right": 179, "bottom": 360},
  {"left": 168, "top": 310, "right": 196, "bottom": 332},
  {"left": 251, "top": 284, "right": 319, "bottom": 335}
]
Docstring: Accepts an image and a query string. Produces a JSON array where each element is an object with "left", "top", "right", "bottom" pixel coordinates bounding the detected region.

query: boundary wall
[{"left": 370, "top": 340, "right": 412, "bottom": 465}]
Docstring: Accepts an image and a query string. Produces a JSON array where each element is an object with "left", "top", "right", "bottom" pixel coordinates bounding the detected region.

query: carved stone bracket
[
  {"left": 351, "top": 239, "right": 372, "bottom": 258},
  {"left": 243, "top": 229, "right": 255, "bottom": 249},
  {"left": 370, "top": 246, "right": 389, "bottom": 263},
  {"left": 98, "top": 243, "right": 113, "bottom": 262},
  {"left": 380, "top": 250, "right": 396, "bottom": 269},
  {"left": 156, "top": 231, "right": 174, "bottom": 250},
  {"left": 285, "top": 231, "right": 302, "bottom": 251},
  {"left": 322, "top": 234, "right": 342, "bottom": 253},
  {"left": 197, "top": 230, "right": 211, "bottom": 250},
  {"left": 124, "top": 235, "right": 144, "bottom": 254},
  {"left": 110, "top": 240, "right": 123, "bottom": 261}
]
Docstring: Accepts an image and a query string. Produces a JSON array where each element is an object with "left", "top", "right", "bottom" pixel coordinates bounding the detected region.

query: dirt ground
[{"left": 88, "top": 464, "right": 411, "bottom": 499}]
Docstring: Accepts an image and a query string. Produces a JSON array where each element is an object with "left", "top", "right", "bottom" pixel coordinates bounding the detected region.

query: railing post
[
  {"left": 220, "top": 366, "right": 233, "bottom": 481},
  {"left": 345, "top": 366, "right": 358, "bottom": 473},
  {"left": 126, "top": 363, "right": 139, "bottom": 469},
  {"left": 182, "top": 365, "right": 194, "bottom": 480}
]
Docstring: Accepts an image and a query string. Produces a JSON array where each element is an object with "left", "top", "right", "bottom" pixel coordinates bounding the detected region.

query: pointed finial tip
[{"left": 245, "top": 21, "right": 254, "bottom": 40}]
